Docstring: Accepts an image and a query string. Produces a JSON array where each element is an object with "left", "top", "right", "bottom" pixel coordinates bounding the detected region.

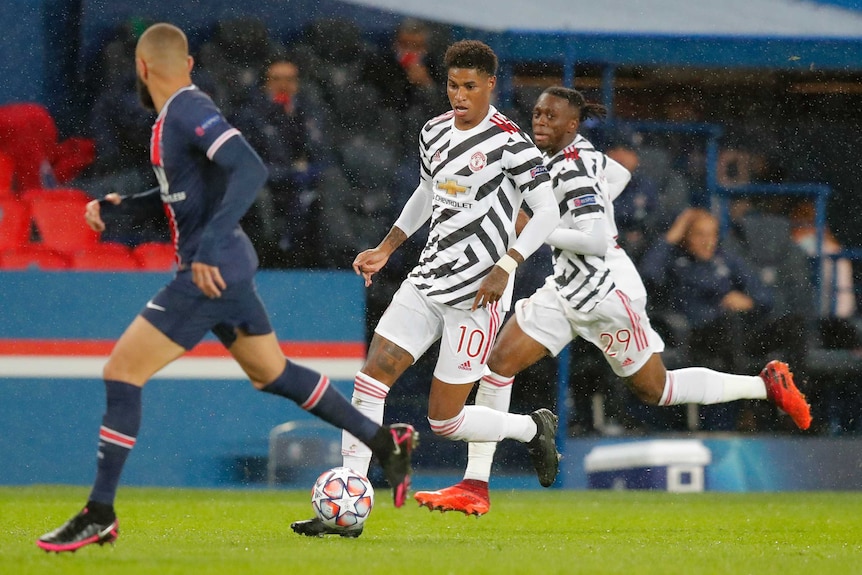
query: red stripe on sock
[
  {"left": 300, "top": 376, "right": 330, "bottom": 410},
  {"left": 662, "top": 372, "right": 676, "bottom": 406},
  {"left": 354, "top": 373, "right": 389, "bottom": 399},
  {"left": 99, "top": 426, "right": 136, "bottom": 449},
  {"left": 430, "top": 412, "right": 465, "bottom": 437},
  {"left": 481, "top": 373, "right": 513, "bottom": 387}
]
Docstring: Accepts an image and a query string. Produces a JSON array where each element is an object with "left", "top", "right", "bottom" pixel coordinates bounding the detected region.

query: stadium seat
[
  {"left": 133, "top": 241, "right": 177, "bottom": 271},
  {"left": 0, "top": 151, "right": 14, "bottom": 198},
  {"left": 0, "top": 198, "right": 31, "bottom": 250},
  {"left": 69, "top": 242, "right": 141, "bottom": 271},
  {"left": 23, "top": 188, "right": 100, "bottom": 253},
  {"left": 0, "top": 245, "right": 70, "bottom": 270}
]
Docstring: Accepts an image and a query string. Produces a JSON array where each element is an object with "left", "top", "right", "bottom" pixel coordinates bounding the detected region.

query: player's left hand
[
  {"left": 472, "top": 265, "right": 509, "bottom": 310},
  {"left": 192, "top": 262, "right": 227, "bottom": 298},
  {"left": 84, "top": 193, "right": 122, "bottom": 232}
]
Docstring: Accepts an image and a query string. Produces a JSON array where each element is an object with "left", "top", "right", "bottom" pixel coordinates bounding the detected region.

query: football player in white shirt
[
  {"left": 292, "top": 40, "right": 562, "bottom": 538},
  {"left": 413, "top": 87, "right": 812, "bottom": 516}
]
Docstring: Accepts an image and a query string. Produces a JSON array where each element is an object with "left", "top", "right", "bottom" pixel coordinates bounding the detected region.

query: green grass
[{"left": 3, "top": 486, "right": 861, "bottom": 575}]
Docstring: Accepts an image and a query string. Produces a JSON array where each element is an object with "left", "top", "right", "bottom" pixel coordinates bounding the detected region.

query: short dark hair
[
  {"left": 542, "top": 86, "right": 607, "bottom": 122},
  {"left": 444, "top": 40, "right": 497, "bottom": 76}
]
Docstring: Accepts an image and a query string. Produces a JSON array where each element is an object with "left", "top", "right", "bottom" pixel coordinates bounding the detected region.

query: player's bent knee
[
  {"left": 486, "top": 355, "right": 515, "bottom": 379},
  {"left": 103, "top": 358, "right": 145, "bottom": 386}
]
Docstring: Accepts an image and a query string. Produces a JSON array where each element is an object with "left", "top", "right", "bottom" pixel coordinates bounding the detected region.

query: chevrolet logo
[{"left": 436, "top": 179, "right": 468, "bottom": 196}]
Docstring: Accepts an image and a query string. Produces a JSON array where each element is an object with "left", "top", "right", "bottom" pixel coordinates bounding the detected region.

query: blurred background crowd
[{"left": 2, "top": 2, "right": 862, "bottom": 445}]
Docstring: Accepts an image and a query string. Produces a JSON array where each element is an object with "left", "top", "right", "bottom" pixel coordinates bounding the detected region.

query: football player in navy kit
[{"left": 37, "top": 23, "right": 416, "bottom": 553}]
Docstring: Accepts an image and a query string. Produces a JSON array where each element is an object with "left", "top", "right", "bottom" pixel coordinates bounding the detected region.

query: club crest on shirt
[{"left": 469, "top": 151, "right": 486, "bottom": 172}]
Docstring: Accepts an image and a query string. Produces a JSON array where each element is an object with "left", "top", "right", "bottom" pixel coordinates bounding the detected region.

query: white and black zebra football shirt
[
  {"left": 406, "top": 106, "right": 551, "bottom": 310},
  {"left": 545, "top": 134, "right": 618, "bottom": 311}
]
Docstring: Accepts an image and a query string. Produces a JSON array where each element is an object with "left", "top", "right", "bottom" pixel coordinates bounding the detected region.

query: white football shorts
[
  {"left": 514, "top": 281, "right": 665, "bottom": 377},
  {"left": 374, "top": 280, "right": 504, "bottom": 384}
]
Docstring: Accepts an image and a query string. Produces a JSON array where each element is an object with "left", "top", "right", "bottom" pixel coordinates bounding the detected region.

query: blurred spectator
[
  {"left": 657, "top": 92, "right": 710, "bottom": 207},
  {"left": 196, "top": 17, "right": 283, "bottom": 118},
  {"left": 638, "top": 208, "right": 774, "bottom": 430},
  {"left": 790, "top": 199, "right": 857, "bottom": 319},
  {"left": 72, "top": 22, "right": 166, "bottom": 246},
  {"left": 290, "top": 18, "right": 378, "bottom": 143},
  {"left": 716, "top": 147, "right": 772, "bottom": 188},
  {"left": 361, "top": 18, "right": 446, "bottom": 156},
  {"left": 606, "top": 137, "right": 660, "bottom": 262},
  {"left": 232, "top": 55, "right": 329, "bottom": 267},
  {"left": 289, "top": 19, "right": 400, "bottom": 269},
  {"left": 724, "top": 199, "right": 817, "bottom": 430}
]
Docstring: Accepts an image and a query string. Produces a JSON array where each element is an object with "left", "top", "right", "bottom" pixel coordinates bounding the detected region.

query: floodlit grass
[{"left": 3, "top": 486, "right": 861, "bottom": 575}]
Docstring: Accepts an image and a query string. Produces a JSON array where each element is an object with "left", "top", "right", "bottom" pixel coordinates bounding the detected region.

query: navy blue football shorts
[{"left": 140, "top": 273, "right": 274, "bottom": 350}]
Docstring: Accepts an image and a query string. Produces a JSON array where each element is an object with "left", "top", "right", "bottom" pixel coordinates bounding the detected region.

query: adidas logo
[
  {"left": 432, "top": 150, "right": 442, "bottom": 162},
  {"left": 620, "top": 358, "right": 635, "bottom": 367},
  {"left": 458, "top": 360, "right": 472, "bottom": 371}
]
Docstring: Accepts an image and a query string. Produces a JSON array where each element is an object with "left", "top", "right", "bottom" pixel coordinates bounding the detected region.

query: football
[{"left": 311, "top": 466, "right": 374, "bottom": 529}]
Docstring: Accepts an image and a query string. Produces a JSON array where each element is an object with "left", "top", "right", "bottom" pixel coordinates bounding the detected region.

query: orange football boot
[
  {"left": 761, "top": 360, "right": 812, "bottom": 430},
  {"left": 414, "top": 479, "right": 490, "bottom": 516}
]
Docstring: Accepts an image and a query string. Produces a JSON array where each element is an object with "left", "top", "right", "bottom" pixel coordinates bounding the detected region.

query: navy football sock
[
  {"left": 88, "top": 380, "right": 142, "bottom": 506},
  {"left": 261, "top": 361, "right": 379, "bottom": 445}
]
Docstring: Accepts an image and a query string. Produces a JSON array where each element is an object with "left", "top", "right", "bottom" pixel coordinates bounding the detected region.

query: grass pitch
[{"left": 3, "top": 486, "right": 861, "bottom": 575}]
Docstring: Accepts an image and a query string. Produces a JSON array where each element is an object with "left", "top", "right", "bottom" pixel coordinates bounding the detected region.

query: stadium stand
[
  {"left": 0, "top": 245, "right": 70, "bottom": 270},
  {"left": 1, "top": 0, "right": 861, "bottom": 438},
  {"left": 0, "top": 198, "right": 31, "bottom": 251},
  {"left": 132, "top": 241, "right": 177, "bottom": 271},
  {"left": 68, "top": 242, "right": 141, "bottom": 271},
  {"left": 23, "top": 188, "right": 100, "bottom": 253},
  {"left": 0, "top": 151, "right": 13, "bottom": 198}
]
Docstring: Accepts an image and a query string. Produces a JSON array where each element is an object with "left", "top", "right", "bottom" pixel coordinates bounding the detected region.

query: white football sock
[
  {"left": 465, "top": 371, "right": 513, "bottom": 482},
  {"left": 341, "top": 372, "right": 389, "bottom": 476},
  {"left": 659, "top": 367, "right": 767, "bottom": 406},
  {"left": 429, "top": 406, "right": 536, "bottom": 443}
]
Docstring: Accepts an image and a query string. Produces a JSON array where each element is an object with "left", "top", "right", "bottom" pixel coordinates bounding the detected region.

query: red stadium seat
[
  {"left": 23, "top": 188, "right": 100, "bottom": 253},
  {"left": 133, "top": 241, "right": 177, "bottom": 271},
  {"left": 69, "top": 242, "right": 141, "bottom": 271},
  {"left": 0, "top": 245, "right": 70, "bottom": 270},
  {"left": 0, "top": 151, "right": 14, "bottom": 198},
  {"left": 22, "top": 188, "right": 91, "bottom": 204},
  {"left": 0, "top": 198, "right": 31, "bottom": 250}
]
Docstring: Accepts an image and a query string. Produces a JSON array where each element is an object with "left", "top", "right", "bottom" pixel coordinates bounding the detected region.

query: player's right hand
[{"left": 353, "top": 248, "right": 389, "bottom": 287}]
